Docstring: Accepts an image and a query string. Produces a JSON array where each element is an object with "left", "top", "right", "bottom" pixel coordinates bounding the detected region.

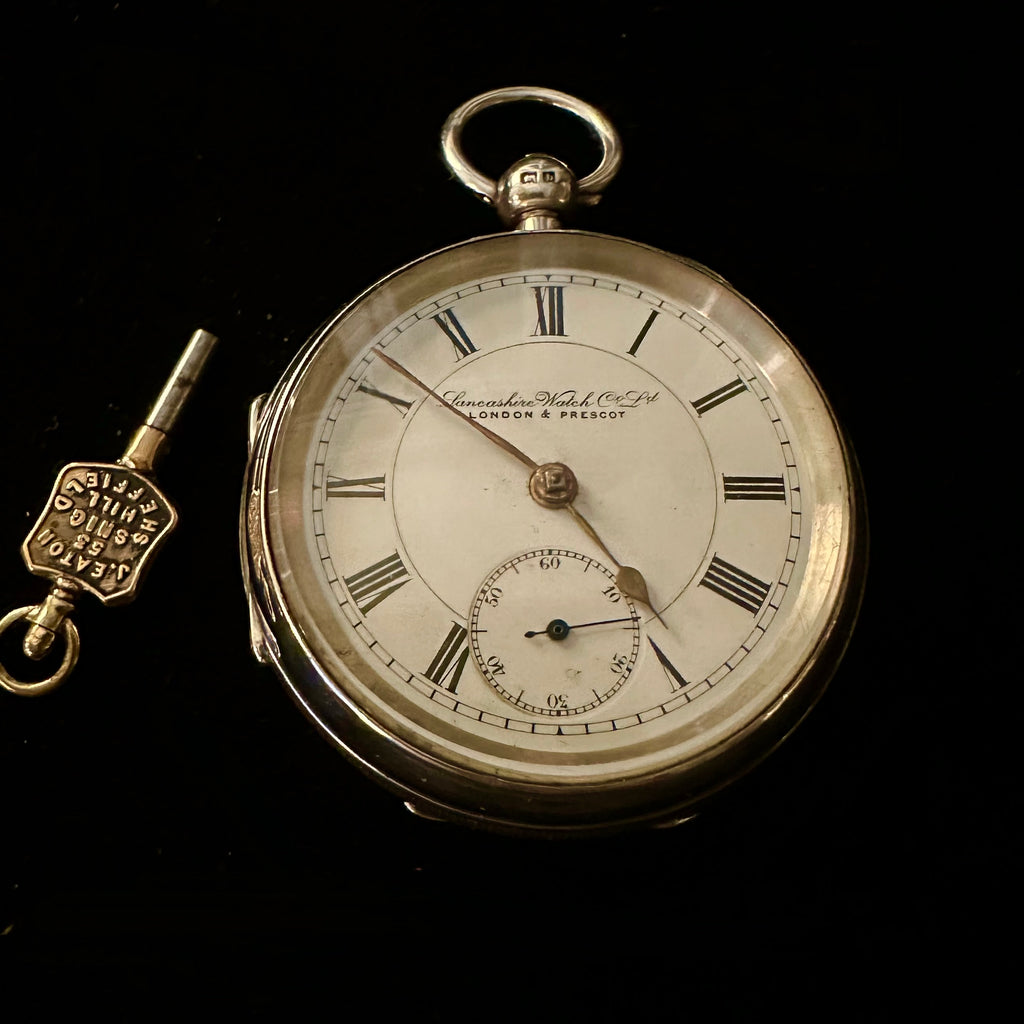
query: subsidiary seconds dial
[{"left": 470, "top": 549, "right": 641, "bottom": 716}]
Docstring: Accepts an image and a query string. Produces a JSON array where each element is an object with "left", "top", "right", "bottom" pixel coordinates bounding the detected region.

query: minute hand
[
  {"left": 374, "top": 349, "right": 539, "bottom": 471},
  {"left": 373, "top": 348, "right": 662, "bottom": 620}
]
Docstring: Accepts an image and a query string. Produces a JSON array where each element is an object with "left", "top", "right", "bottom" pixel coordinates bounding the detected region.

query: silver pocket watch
[{"left": 240, "top": 87, "right": 867, "bottom": 835}]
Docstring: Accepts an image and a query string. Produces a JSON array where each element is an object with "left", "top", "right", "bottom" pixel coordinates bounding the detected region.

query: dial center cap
[{"left": 529, "top": 462, "right": 578, "bottom": 509}]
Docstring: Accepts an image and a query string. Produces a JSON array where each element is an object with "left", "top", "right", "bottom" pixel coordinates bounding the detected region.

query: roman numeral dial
[
  {"left": 434, "top": 309, "right": 476, "bottom": 359},
  {"left": 692, "top": 378, "right": 747, "bottom": 416},
  {"left": 627, "top": 310, "right": 659, "bottom": 356},
  {"left": 699, "top": 555, "right": 772, "bottom": 615},
  {"left": 722, "top": 475, "right": 786, "bottom": 501},
  {"left": 532, "top": 286, "right": 566, "bottom": 336},
  {"left": 344, "top": 552, "right": 411, "bottom": 616},
  {"left": 356, "top": 382, "right": 413, "bottom": 415},
  {"left": 648, "top": 637, "right": 688, "bottom": 692},
  {"left": 326, "top": 475, "right": 385, "bottom": 499},
  {"left": 424, "top": 622, "right": 471, "bottom": 694}
]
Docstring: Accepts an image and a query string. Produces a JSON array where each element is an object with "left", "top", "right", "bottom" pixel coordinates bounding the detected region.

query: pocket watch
[{"left": 241, "top": 87, "right": 867, "bottom": 835}]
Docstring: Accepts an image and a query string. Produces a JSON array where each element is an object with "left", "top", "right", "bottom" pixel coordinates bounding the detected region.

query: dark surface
[{"left": 0, "top": 3, "right": 963, "bottom": 1014}]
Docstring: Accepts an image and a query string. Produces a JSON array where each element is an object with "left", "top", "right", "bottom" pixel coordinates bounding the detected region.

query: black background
[{"left": 0, "top": 2, "right": 970, "bottom": 1015}]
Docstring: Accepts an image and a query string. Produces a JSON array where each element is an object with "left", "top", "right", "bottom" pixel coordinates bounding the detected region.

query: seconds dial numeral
[
  {"left": 344, "top": 552, "right": 411, "bottom": 615},
  {"left": 699, "top": 554, "right": 772, "bottom": 615}
]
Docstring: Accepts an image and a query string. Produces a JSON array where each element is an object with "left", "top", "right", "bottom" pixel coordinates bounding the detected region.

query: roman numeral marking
[
  {"left": 648, "top": 637, "right": 688, "bottom": 692},
  {"left": 691, "top": 377, "right": 747, "bottom": 416},
  {"left": 424, "top": 621, "right": 470, "bottom": 693},
  {"left": 433, "top": 309, "right": 476, "bottom": 359},
  {"left": 325, "top": 475, "right": 385, "bottom": 499},
  {"left": 532, "top": 286, "right": 566, "bottom": 336},
  {"left": 344, "top": 552, "right": 410, "bottom": 615},
  {"left": 627, "top": 310, "right": 659, "bottom": 356},
  {"left": 357, "top": 382, "right": 413, "bottom": 415},
  {"left": 699, "top": 554, "right": 772, "bottom": 615},
  {"left": 722, "top": 475, "right": 786, "bottom": 501}
]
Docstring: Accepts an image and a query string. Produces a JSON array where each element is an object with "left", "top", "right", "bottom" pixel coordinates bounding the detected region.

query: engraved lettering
[
  {"left": 140, "top": 500, "right": 158, "bottom": 514},
  {"left": 53, "top": 494, "right": 74, "bottom": 512},
  {"left": 65, "top": 478, "right": 85, "bottom": 495},
  {"left": 69, "top": 508, "right": 86, "bottom": 527},
  {"left": 140, "top": 518, "right": 159, "bottom": 532}
]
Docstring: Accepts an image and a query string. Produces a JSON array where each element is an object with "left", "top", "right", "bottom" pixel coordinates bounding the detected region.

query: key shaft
[{"left": 121, "top": 328, "right": 219, "bottom": 473}]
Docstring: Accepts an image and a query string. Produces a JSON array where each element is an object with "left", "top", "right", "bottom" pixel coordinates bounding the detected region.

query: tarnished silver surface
[{"left": 240, "top": 89, "right": 867, "bottom": 835}]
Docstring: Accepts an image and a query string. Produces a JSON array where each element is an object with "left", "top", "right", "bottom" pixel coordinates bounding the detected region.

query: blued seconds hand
[{"left": 525, "top": 616, "right": 638, "bottom": 640}]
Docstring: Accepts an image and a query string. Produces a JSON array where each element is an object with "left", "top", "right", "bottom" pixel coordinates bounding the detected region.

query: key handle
[
  {"left": 22, "top": 463, "right": 178, "bottom": 604},
  {"left": 1, "top": 328, "right": 217, "bottom": 696}
]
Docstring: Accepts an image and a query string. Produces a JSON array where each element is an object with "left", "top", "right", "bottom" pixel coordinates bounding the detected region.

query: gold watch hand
[
  {"left": 373, "top": 348, "right": 538, "bottom": 471},
  {"left": 563, "top": 505, "right": 665, "bottom": 625},
  {"left": 373, "top": 347, "right": 664, "bottom": 622}
]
